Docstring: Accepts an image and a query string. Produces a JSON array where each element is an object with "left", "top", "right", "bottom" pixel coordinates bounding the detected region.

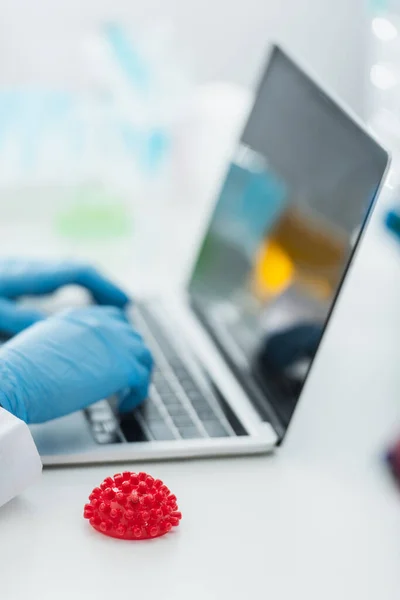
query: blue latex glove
[
  {"left": 0, "top": 306, "right": 152, "bottom": 423},
  {"left": 0, "top": 259, "right": 130, "bottom": 336}
]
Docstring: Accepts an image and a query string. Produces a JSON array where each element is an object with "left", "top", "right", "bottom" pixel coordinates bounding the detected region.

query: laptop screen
[{"left": 189, "top": 46, "right": 389, "bottom": 436}]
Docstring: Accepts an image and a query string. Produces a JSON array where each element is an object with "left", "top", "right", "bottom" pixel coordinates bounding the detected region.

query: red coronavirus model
[{"left": 83, "top": 471, "right": 182, "bottom": 540}]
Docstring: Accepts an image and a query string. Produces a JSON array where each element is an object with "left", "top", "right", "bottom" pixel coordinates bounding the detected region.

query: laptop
[{"left": 29, "top": 45, "right": 390, "bottom": 465}]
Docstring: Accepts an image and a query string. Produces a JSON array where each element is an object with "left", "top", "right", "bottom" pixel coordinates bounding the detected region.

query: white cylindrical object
[{"left": 0, "top": 408, "right": 42, "bottom": 509}]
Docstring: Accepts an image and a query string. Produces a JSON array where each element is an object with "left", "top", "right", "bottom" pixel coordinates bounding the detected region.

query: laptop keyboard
[{"left": 85, "top": 304, "right": 235, "bottom": 444}]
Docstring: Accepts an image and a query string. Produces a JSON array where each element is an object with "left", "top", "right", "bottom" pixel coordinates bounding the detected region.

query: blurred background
[
  {"left": 0, "top": 0, "right": 367, "bottom": 111},
  {"left": 0, "top": 0, "right": 396, "bottom": 295}
]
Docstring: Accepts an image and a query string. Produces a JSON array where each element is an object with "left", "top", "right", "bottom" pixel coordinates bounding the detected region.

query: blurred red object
[{"left": 83, "top": 471, "right": 182, "bottom": 540}]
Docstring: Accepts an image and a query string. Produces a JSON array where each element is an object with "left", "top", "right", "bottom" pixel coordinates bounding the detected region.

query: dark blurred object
[
  {"left": 386, "top": 209, "right": 400, "bottom": 241},
  {"left": 386, "top": 439, "right": 400, "bottom": 485},
  {"left": 385, "top": 210, "right": 400, "bottom": 486},
  {"left": 253, "top": 323, "right": 323, "bottom": 426},
  {"left": 258, "top": 323, "right": 323, "bottom": 370}
]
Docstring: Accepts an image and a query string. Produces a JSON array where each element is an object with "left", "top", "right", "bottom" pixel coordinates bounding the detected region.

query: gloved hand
[
  {"left": 0, "top": 259, "right": 130, "bottom": 336},
  {"left": 0, "top": 306, "right": 152, "bottom": 423}
]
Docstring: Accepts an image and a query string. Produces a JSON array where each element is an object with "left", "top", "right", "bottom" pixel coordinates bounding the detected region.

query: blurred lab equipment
[
  {"left": 368, "top": 0, "right": 400, "bottom": 154},
  {"left": 366, "top": 1, "right": 400, "bottom": 261},
  {"left": 0, "top": 23, "right": 191, "bottom": 270}
]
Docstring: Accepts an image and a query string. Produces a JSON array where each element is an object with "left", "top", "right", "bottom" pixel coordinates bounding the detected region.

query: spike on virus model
[{"left": 83, "top": 472, "right": 182, "bottom": 540}]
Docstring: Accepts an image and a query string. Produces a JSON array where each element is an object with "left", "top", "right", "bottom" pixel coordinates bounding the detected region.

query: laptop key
[
  {"left": 202, "top": 421, "right": 229, "bottom": 438},
  {"left": 91, "top": 421, "right": 120, "bottom": 444},
  {"left": 86, "top": 400, "right": 115, "bottom": 421},
  {"left": 180, "top": 383, "right": 199, "bottom": 396},
  {"left": 187, "top": 392, "right": 212, "bottom": 408},
  {"left": 140, "top": 400, "right": 162, "bottom": 420},
  {"left": 176, "top": 375, "right": 194, "bottom": 387},
  {"left": 174, "top": 367, "right": 190, "bottom": 379},
  {"left": 102, "top": 420, "right": 119, "bottom": 434},
  {"left": 120, "top": 413, "right": 148, "bottom": 442},
  {"left": 186, "top": 394, "right": 217, "bottom": 418},
  {"left": 165, "top": 404, "right": 187, "bottom": 416},
  {"left": 146, "top": 422, "right": 177, "bottom": 441},
  {"left": 172, "top": 413, "right": 195, "bottom": 428},
  {"left": 157, "top": 393, "right": 179, "bottom": 406},
  {"left": 186, "top": 389, "right": 204, "bottom": 400},
  {"left": 178, "top": 426, "right": 203, "bottom": 439},
  {"left": 153, "top": 373, "right": 174, "bottom": 390},
  {"left": 191, "top": 399, "right": 215, "bottom": 415},
  {"left": 88, "top": 411, "right": 114, "bottom": 423},
  {"left": 93, "top": 431, "right": 120, "bottom": 444},
  {"left": 140, "top": 412, "right": 166, "bottom": 424},
  {"left": 196, "top": 406, "right": 216, "bottom": 420}
]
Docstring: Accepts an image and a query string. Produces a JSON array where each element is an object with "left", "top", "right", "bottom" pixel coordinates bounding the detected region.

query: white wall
[{"left": 0, "top": 0, "right": 368, "bottom": 115}]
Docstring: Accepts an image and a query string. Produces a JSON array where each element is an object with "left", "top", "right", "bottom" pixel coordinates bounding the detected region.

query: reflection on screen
[{"left": 190, "top": 47, "right": 388, "bottom": 431}]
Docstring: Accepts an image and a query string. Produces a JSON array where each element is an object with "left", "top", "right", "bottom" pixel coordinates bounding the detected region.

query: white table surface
[{"left": 1, "top": 83, "right": 400, "bottom": 600}]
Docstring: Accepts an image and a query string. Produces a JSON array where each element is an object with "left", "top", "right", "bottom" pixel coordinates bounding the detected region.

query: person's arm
[{"left": 0, "top": 407, "right": 42, "bottom": 509}]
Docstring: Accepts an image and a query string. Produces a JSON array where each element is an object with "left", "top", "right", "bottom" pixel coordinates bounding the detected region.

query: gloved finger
[
  {"left": 60, "top": 307, "right": 150, "bottom": 363},
  {"left": 64, "top": 305, "right": 148, "bottom": 345},
  {"left": 0, "top": 260, "right": 130, "bottom": 308},
  {"left": 127, "top": 352, "right": 151, "bottom": 396},
  {"left": 0, "top": 298, "right": 45, "bottom": 336},
  {"left": 75, "top": 267, "right": 130, "bottom": 307},
  {"left": 60, "top": 305, "right": 129, "bottom": 326},
  {"left": 59, "top": 305, "right": 152, "bottom": 373},
  {"left": 129, "top": 338, "right": 153, "bottom": 371},
  {"left": 118, "top": 365, "right": 151, "bottom": 413}
]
